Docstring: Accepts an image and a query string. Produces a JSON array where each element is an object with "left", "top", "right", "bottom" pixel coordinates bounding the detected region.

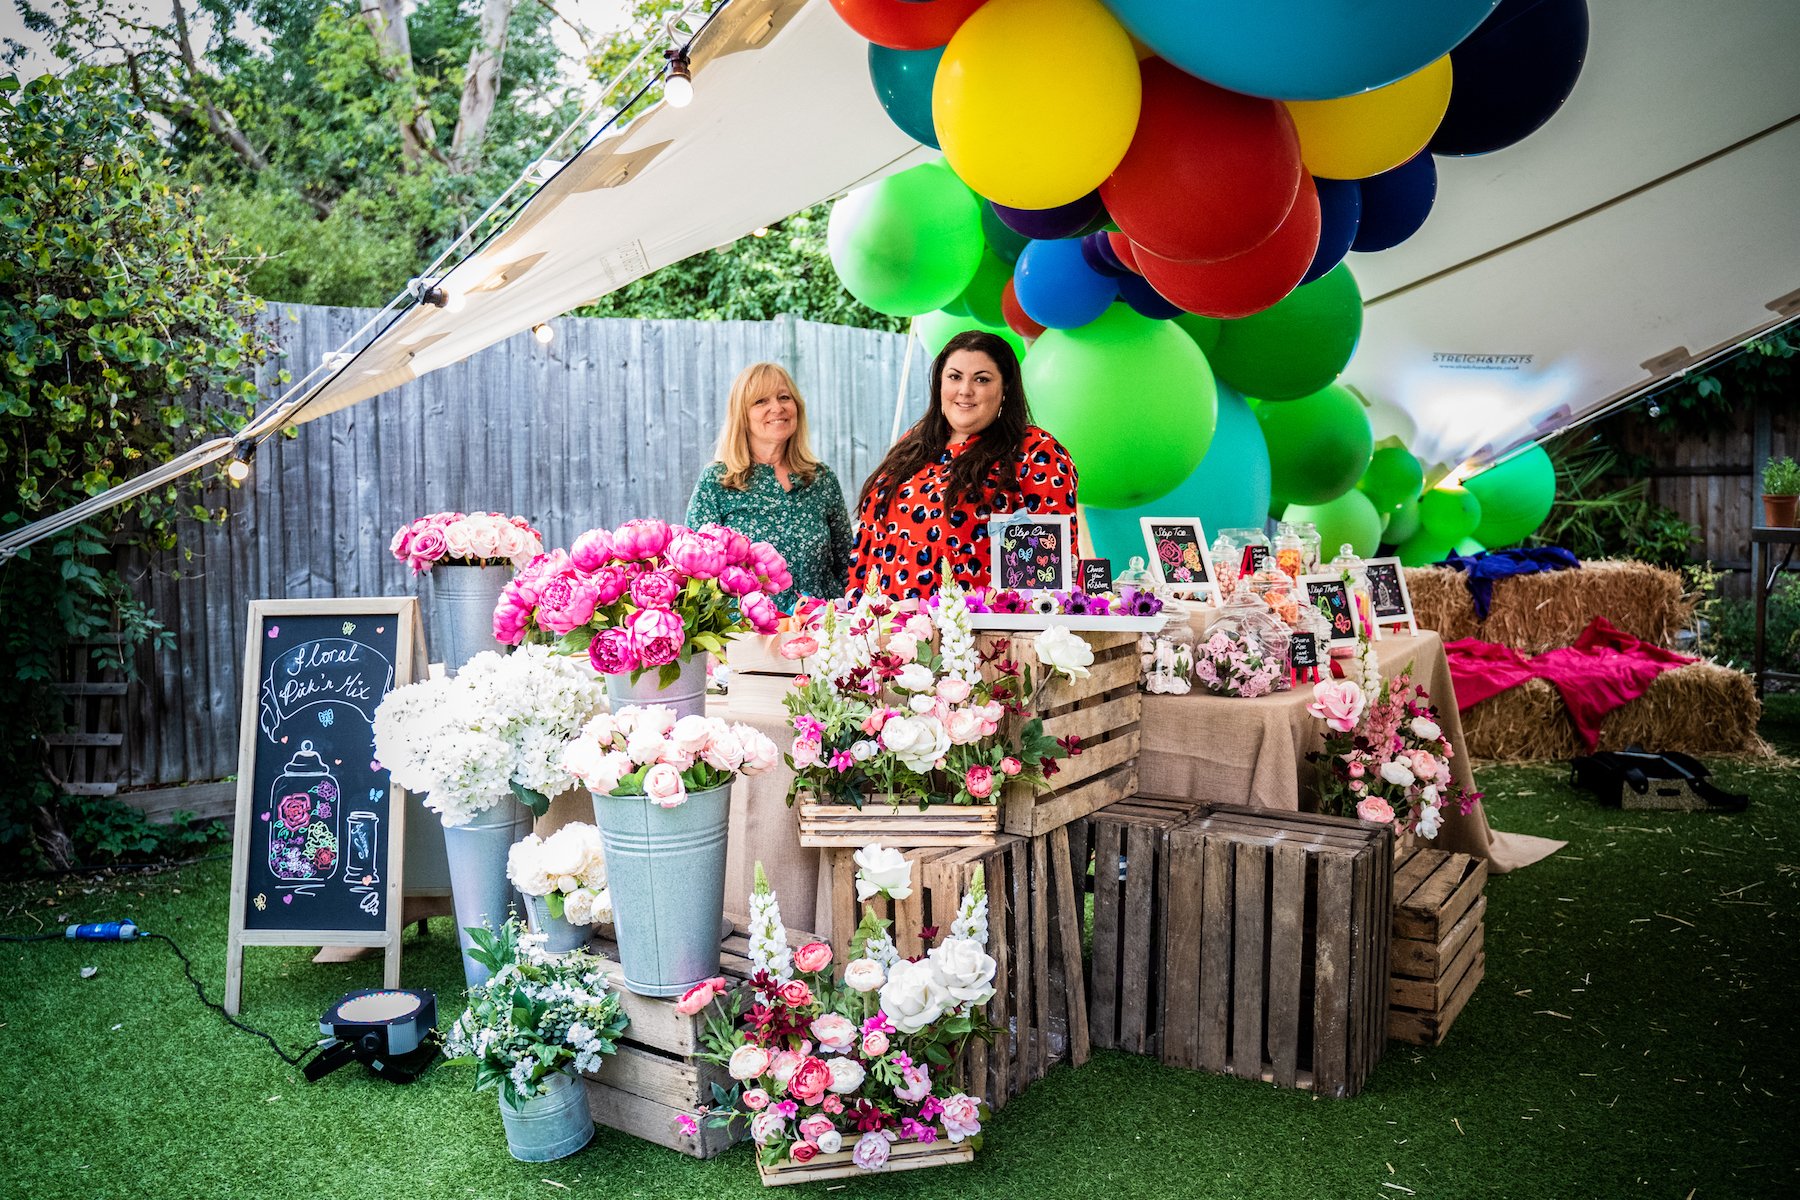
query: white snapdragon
[
  {"left": 747, "top": 863, "right": 791, "bottom": 991},
  {"left": 933, "top": 583, "right": 980, "bottom": 684},
  {"left": 949, "top": 867, "right": 989, "bottom": 946}
]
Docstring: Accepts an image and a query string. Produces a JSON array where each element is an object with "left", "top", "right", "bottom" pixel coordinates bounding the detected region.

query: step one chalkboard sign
[
  {"left": 226, "top": 597, "right": 424, "bottom": 1015},
  {"left": 1363, "top": 557, "right": 1418, "bottom": 635},
  {"left": 990, "top": 513, "right": 1073, "bottom": 594},
  {"left": 1139, "top": 516, "right": 1215, "bottom": 599}
]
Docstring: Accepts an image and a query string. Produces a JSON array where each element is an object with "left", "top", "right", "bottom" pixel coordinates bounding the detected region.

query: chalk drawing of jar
[{"left": 268, "top": 741, "right": 342, "bottom": 884}]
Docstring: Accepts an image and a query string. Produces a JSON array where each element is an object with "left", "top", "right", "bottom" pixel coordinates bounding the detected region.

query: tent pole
[{"left": 888, "top": 329, "right": 917, "bottom": 448}]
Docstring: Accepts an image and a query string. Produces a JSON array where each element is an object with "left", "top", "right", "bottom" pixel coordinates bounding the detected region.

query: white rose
[
  {"left": 625, "top": 725, "right": 669, "bottom": 766},
  {"left": 1416, "top": 804, "right": 1443, "bottom": 839},
  {"left": 494, "top": 523, "right": 525, "bottom": 561},
  {"left": 887, "top": 631, "right": 919, "bottom": 661},
  {"left": 563, "top": 887, "right": 596, "bottom": 925},
  {"left": 1410, "top": 716, "right": 1442, "bottom": 741},
  {"left": 816, "top": 1130, "right": 843, "bottom": 1155},
  {"left": 893, "top": 663, "right": 935, "bottom": 693},
  {"left": 850, "top": 739, "right": 878, "bottom": 762},
  {"left": 633, "top": 705, "right": 678, "bottom": 736},
  {"left": 506, "top": 834, "right": 551, "bottom": 896},
  {"left": 749, "top": 1110, "right": 786, "bottom": 1146},
  {"left": 466, "top": 517, "right": 500, "bottom": 559},
  {"left": 843, "top": 958, "right": 886, "bottom": 993},
  {"left": 442, "top": 521, "right": 474, "bottom": 560},
  {"left": 729, "top": 1043, "right": 771, "bottom": 1081},
  {"left": 825, "top": 1056, "right": 866, "bottom": 1093},
  {"left": 701, "top": 726, "right": 745, "bottom": 771},
  {"left": 735, "top": 726, "right": 781, "bottom": 775},
  {"left": 554, "top": 873, "right": 581, "bottom": 894},
  {"left": 880, "top": 714, "right": 949, "bottom": 773},
  {"left": 908, "top": 694, "right": 936, "bottom": 714},
  {"left": 590, "top": 887, "right": 614, "bottom": 925},
  {"left": 1419, "top": 784, "right": 1439, "bottom": 804},
  {"left": 1035, "top": 627, "right": 1094, "bottom": 678},
  {"left": 540, "top": 826, "right": 587, "bottom": 878},
  {"left": 669, "top": 714, "right": 719, "bottom": 754},
  {"left": 643, "top": 762, "right": 688, "bottom": 808},
  {"left": 1379, "top": 760, "right": 1416, "bottom": 788},
  {"left": 853, "top": 844, "right": 913, "bottom": 902},
  {"left": 579, "top": 712, "right": 619, "bottom": 747},
  {"left": 927, "top": 936, "right": 997, "bottom": 1005},
  {"left": 879, "top": 958, "right": 950, "bottom": 1035}
]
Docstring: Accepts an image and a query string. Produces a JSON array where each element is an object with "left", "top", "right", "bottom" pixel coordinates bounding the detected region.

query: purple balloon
[
  {"left": 1080, "top": 232, "right": 1130, "bottom": 278},
  {"left": 1118, "top": 272, "right": 1184, "bottom": 320},
  {"left": 1352, "top": 153, "right": 1436, "bottom": 253},
  {"left": 991, "top": 192, "right": 1106, "bottom": 241}
]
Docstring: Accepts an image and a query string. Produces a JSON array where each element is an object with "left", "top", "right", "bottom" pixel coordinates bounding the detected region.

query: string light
[
  {"left": 532, "top": 323, "right": 555, "bottom": 345},
  {"left": 226, "top": 443, "right": 253, "bottom": 483},
  {"left": 751, "top": 227, "right": 770, "bottom": 238},
  {"left": 420, "top": 282, "right": 465, "bottom": 312},
  {"left": 663, "top": 50, "right": 693, "bottom": 107}
]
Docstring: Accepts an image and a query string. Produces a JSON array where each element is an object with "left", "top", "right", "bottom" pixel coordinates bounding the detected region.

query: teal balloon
[
  {"left": 1254, "top": 381, "right": 1374, "bottom": 507},
  {"left": 1396, "top": 529, "right": 1456, "bottom": 567},
  {"left": 868, "top": 44, "right": 943, "bottom": 149},
  {"left": 912, "top": 309, "right": 1027, "bottom": 364},
  {"left": 1207, "top": 264, "right": 1364, "bottom": 401},
  {"left": 1083, "top": 383, "right": 1270, "bottom": 563},
  {"left": 1384, "top": 493, "right": 1422, "bottom": 545},
  {"left": 980, "top": 202, "right": 1031, "bottom": 263},
  {"left": 1282, "top": 490, "right": 1383, "bottom": 560},
  {"left": 1025, "top": 304, "right": 1216, "bottom": 510},
  {"left": 1466, "top": 443, "right": 1557, "bottom": 547},
  {"left": 944, "top": 250, "right": 1013, "bottom": 326},
  {"left": 1359, "top": 445, "right": 1425, "bottom": 511},
  {"left": 1419, "top": 486, "right": 1484, "bottom": 543},
  {"left": 828, "top": 159, "right": 983, "bottom": 317}
]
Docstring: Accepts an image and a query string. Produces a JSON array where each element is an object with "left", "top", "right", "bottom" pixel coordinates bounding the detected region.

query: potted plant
[
  {"left": 391, "top": 510, "right": 544, "bottom": 674},
  {"left": 443, "top": 919, "right": 629, "bottom": 1162},
  {"left": 1762, "top": 456, "right": 1800, "bottom": 528},
  {"left": 506, "top": 822, "right": 612, "bottom": 953}
]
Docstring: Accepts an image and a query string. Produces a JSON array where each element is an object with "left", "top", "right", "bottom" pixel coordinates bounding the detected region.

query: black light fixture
[
  {"left": 418, "top": 280, "right": 465, "bottom": 312},
  {"left": 664, "top": 49, "right": 694, "bottom": 108},
  {"left": 304, "top": 988, "right": 440, "bottom": 1083}
]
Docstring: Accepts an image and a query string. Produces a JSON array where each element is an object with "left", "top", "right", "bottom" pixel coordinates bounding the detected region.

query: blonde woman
[{"left": 686, "top": 362, "right": 853, "bottom": 610}]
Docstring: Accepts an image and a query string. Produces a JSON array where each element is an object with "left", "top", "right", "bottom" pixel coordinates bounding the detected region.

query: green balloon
[
  {"left": 1174, "top": 311, "right": 1223, "bottom": 358},
  {"left": 979, "top": 202, "right": 1030, "bottom": 263},
  {"left": 1207, "top": 264, "right": 1364, "bottom": 401},
  {"left": 944, "top": 250, "right": 1012, "bottom": 327},
  {"left": 1358, "top": 445, "right": 1425, "bottom": 512},
  {"left": 1418, "top": 486, "right": 1483, "bottom": 543},
  {"left": 1384, "top": 493, "right": 1422, "bottom": 545},
  {"left": 1254, "top": 381, "right": 1374, "bottom": 507},
  {"left": 911, "top": 309, "right": 1027, "bottom": 364},
  {"left": 1282, "top": 490, "right": 1383, "bottom": 560},
  {"left": 1454, "top": 536, "right": 1488, "bottom": 556},
  {"left": 828, "top": 159, "right": 983, "bottom": 317},
  {"left": 1465, "top": 444, "right": 1557, "bottom": 548},
  {"left": 1396, "top": 529, "right": 1456, "bottom": 567},
  {"left": 1024, "top": 304, "right": 1216, "bottom": 510}
]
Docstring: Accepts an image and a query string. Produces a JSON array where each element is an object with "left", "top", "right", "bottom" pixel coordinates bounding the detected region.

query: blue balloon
[
  {"left": 1013, "top": 238, "right": 1118, "bottom": 330},
  {"left": 1351, "top": 153, "right": 1436, "bottom": 253},
  {"left": 1300, "top": 177, "right": 1362, "bottom": 284},
  {"left": 1118, "top": 272, "right": 1184, "bottom": 320},
  {"left": 1100, "top": 0, "right": 1500, "bottom": 101},
  {"left": 1082, "top": 384, "right": 1272, "bottom": 563},
  {"left": 1430, "top": 0, "right": 1590, "bottom": 155},
  {"left": 868, "top": 44, "right": 943, "bottom": 149}
]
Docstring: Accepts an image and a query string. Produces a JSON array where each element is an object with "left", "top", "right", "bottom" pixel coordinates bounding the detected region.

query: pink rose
[
  {"left": 629, "top": 569, "right": 682, "bottom": 609},
  {"left": 736, "top": 727, "right": 781, "bottom": 774},
  {"left": 667, "top": 531, "right": 728, "bottom": 580},
  {"left": 612, "top": 518, "right": 672, "bottom": 561},
  {"left": 808, "top": 1012, "right": 856, "bottom": 1054},
  {"left": 388, "top": 524, "right": 412, "bottom": 559},
  {"left": 569, "top": 527, "right": 614, "bottom": 571},
  {"left": 792, "top": 739, "right": 822, "bottom": 769},
  {"left": 407, "top": 526, "right": 448, "bottom": 573},
  {"left": 1357, "top": 796, "right": 1395, "bottom": 824},
  {"left": 797, "top": 1113, "right": 835, "bottom": 1144},
  {"left": 740, "top": 590, "right": 781, "bottom": 634},
  {"left": 861, "top": 1030, "right": 889, "bottom": 1057},
  {"left": 769, "top": 1049, "right": 805, "bottom": 1087},
  {"left": 742, "top": 1087, "right": 771, "bottom": 1111},
  {"left": 999, "top": 757, "right": 1023, "bottom": 777},
  {"left": 794, "top": 941, "right": 834, "bottom": 974},
  {"left": 787, "top": 1057, "right": 832, "bottom": 1105},
  {"left": 642, "top": 763, "right": 687, "bottom": 808},
  {"left": 1307, "top": 680, "right": 1367, "bottom": 734},
  {"left": 936, "top": 677, "right": 972, "bottom": 704},
  {"left": 939, "top": 1093, "right": 981, "bottom": 1143},
  {"left": 789, "top": 1142, "right": 819, "bottom": 1164},
  {"left": 778, "top": 979, "right": 814, "bottom": 1008},
  {"left": 589, "top": 627, "right": 639, "bottom": 676},
  {"left": 674, "top": 976, "right": 728, "bottom": 1016},
  {"left": 964, "top": 765, "right": 995, "bottom": 799},
  {"left": 852, "top": 1131, "right": 891, "bottom": 1170},
  {"left": 779, "top": 633, "right": 819, "bottom": 660},
  {"left": 1347, "top": 761, "right": 1366, "bottom": 778}
]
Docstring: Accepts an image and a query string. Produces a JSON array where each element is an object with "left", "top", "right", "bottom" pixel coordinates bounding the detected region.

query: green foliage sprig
[{"left": 1762, "top": 456, "right": 1800, "bottom": 496}]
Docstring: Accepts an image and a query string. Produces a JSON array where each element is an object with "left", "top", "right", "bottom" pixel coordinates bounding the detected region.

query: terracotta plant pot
[{"left": 1763, "top": 494, "right": 1798, "bottom": 528}]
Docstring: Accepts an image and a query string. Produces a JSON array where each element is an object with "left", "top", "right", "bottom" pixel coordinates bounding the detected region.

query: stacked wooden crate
[
  {"left": 1388, "top": 844, "right": 1487, "bottom": 1045},
  {"left": 723, "top": 633, "right": 802, "bottom": 720}
]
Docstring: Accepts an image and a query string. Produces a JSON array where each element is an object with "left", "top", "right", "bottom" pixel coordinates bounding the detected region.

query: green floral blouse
[{"left": 686, "top": 462, "right": 854, "bottom": 610}]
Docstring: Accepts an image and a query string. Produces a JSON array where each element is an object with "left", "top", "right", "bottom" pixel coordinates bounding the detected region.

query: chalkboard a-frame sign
[{"left": 226, "top": 597, "right": 423, "bottom": 1015}]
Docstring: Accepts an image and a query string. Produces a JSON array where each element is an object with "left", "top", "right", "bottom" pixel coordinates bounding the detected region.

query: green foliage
[
  {"left": 65, "top": 797, "right": 228, "bottom": 863},
  {"left": 1632, "top": 331, "right": 1798, "bottom": 437},
  {"left": 1689, "top": 566, "right": 1800, "bottom": 677},
  {"left": 1534, "top": 433, "right": 1697, "bottom": 566},
  {"left": 1762, "top": 455, "right": 1800, "bottom": 496}
]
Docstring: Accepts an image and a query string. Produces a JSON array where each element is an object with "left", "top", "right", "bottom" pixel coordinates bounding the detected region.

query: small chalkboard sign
[
  {"left": 226, "top": 597, "right": 423, "bottom": 1015},
  {"left": 1299, "top": 575, "right": 1360, "bottom": 646},
  {"left": 1289, "top": 631, "right": 1321, "bottom": 669},
  {"left": 1139, "top": 516, "right": 1215, "bottom": 599},
  {"left": 1079, "top": 558, "right": 1113, "bottom": 594},
  {"left": 1363, "top": 557, "right": 1417, "bottom": 634},
  {"left": 1239, "top": 543, "right": 1272, "bottom": 579},
  {"left": 990, "top": 513, "right": 1073, "bottom": 593}
]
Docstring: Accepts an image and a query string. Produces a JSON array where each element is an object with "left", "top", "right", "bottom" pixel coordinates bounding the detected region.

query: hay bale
[
  {"left": 1461, "top": 662, "right": 1768, "bottom": 761},
  {"left": 1406, "top": 560, "right": 1694, "bottom": 653}
]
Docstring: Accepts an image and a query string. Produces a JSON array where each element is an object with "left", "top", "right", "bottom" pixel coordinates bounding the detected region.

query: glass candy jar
[
  {"left": 268, "top": 740, "right": 343, "bottom": 884},
  {"left": 1329, "top": 543, "right": 1375, "bottom": 639},
  {"left": 1246, "top": 560, "right": 1301, "bottom": 628},
  {"left": 1211, "top": 527, "right": 1270, "bottom": 598},
  {"left": 1205, "top": 588, "right": 1292, "bottom": 694},
  {"left": 1273, "top": 522, "right": 1307, "bottom": 583},
  {"left": 1294, "top": 521, "right": 1323, "bottom": 575}
]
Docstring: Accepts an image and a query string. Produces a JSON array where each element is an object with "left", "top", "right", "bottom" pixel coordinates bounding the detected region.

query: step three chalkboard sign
[{"left": 226, "top": 597, "right": 424, "bottom": 1015}]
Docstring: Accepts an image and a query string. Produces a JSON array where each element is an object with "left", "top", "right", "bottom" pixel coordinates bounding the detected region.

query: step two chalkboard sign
[{"left": 226, "top": 598, "right": 424, "bottom": 1015}]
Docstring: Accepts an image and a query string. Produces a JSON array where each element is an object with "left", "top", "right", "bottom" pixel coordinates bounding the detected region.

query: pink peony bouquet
[
  {"left": 685, "top": 853, "right": 991, "bottom": 1173},
  {"left": 1191, "top": 627, "right": 1283, "bottom": 698},
  {"left": 561, "top": 703, "right": 782, "bottom": 808},
  {"left": 1306, "top": 671, "right": 1482, "bottom": 838},
  {"left": 492, "top": 518, "right": 791, "bottom": 685},
  {"left": 390, "top": 511, "right": 543, "bottom": 575}
]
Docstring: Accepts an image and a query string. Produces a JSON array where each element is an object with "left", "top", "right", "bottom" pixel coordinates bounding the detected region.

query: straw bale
[
  {"left": 1461, "top": 662, "right": 1768, "bottom": 761},
  {"left": 1406, "top": 560, "right": 1694, "bottom": 653}
]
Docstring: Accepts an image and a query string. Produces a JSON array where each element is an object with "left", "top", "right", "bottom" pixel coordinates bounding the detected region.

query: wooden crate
[
  {"left": 757, "top": 1139, "right": 973, "bottom": 1186},
  {"left": 1161, "top": 805, "right": 1393, "bottom": 1099},
  {"left": 581, "top": 914, "right": 818, "bottom": 1158},
  {"left": 822, "top": 827, "right": 1091, "bottom": 1111},
  {"left": 797, "top": 800, "right": 999, "bottom": 848},
  {"left": 977, "top": 629, "right": 1142, "bottom": 837},
  {"left": 1077, "top": 794, "right": 1210, "bottom": 1055},
  {"left": 1388, "top": 845, "right": 1487, "bottom": 1046},
  {"left": 724, "top": 633, "right": 803, "bottom": 719}
]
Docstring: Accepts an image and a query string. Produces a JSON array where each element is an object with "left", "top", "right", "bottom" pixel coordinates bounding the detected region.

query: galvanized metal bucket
[
  {"left": 428, "top": 563, "right": 511, "bottom": 675},
  {"left": 524, "top": 892, "right": 593, "bottom": 954},
  {"left": 442, "top": 796, "right": 531, "bottom": 988},
  {"left": 591, "top": 783, "right": 730, "bottom": 997},
  {"left": 604, "top": 651, "right": 709, "bottom": 721},
  {"left": 500, "top": 1068, "right": 594, "bottom": 1162}
]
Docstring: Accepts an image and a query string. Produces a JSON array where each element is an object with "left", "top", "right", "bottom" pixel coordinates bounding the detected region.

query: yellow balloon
[
  {"left": 933, "top": 0, "right": 1142, "bottom": 210},
  {"left": 1285, "top": 56, "right": 1453, "bottom": 180}
]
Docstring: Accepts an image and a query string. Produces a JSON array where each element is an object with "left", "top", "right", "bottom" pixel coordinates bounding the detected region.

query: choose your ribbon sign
[{"left": 260, "top": 638, "right": 394, "bottom": 738}]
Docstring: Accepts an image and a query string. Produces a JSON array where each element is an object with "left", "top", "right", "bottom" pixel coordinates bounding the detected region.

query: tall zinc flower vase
[
  {"left": 500, "top": 1068, "right": 594, "bottom": 1162},
  {"left": 429, "top": 563, "right": 512, "bottom": 675},
  {"left": 443, "top": 796, "right": 532, "bottom": 987},
  {"left": 523, "top": 893, "right": 592, "bottom": 954},
  {"left": 590, "top": 782, "right": 730, "bottom": 997},
  {"left": 604, "top": 652, "right": 709, "bottom": 721}
]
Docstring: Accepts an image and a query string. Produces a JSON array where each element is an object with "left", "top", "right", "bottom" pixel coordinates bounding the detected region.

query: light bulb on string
[
  {"left": 533, "top": 323, "right": 555, "bottom": 345},
  {"left": 226, "top": 444, "right": 253, "bottom": 483},
  {"left": 421, "top": 282, "right": 465, "bottom": 312},
  {"left": 663, "top": 51, "right": 693, "bottom": 108}
]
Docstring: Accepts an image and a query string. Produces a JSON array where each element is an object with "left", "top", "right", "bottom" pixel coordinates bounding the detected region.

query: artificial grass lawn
[{"left": 5, "top": 711, "right": 1798, "bottom": 1199}]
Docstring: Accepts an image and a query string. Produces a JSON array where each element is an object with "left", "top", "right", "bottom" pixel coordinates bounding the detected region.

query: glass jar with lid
[
  {"left": 1201, "top": 587, "right": 1293, "bottom": 694},
  {"left": 1294, "top": 521, "right": 1323, "bottom": 575},
  {"left": 1274, "top": 522, "right": 1307, "bottom": 582},
  {"left": 1328, "top": 543, "right": 1374, "bottom": 640},
  {"left": 1210, "top": 526, "right": 1270, "bottom": 599}
]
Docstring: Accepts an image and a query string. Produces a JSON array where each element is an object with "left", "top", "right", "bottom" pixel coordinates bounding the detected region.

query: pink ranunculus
[
  {"left": 936, "top": 677, "right": 972, "bottom": 705},
  {"left": 612, "top": 518, "right": 673, "bottom": 561},
  {"left": 1357, "top": 796, "right": 1395, "bottom": 824},
  {"left": 939, "top": 1094, "right": 981, "bottom": 1143},
  {"left": 1410, "top": 750, "right": 1441, "bottom": 781},
  {"left": 667, "top": 530, "right": 728, "bottom": 580},
  {"left": 794, "top": 941, "right": 834, "bottom": 974},
  {"left": 768, "top": 1049, "right": 804, "bottom": 1088},
  {"left": 674, "top": 976, "right": 728, "bottom": 1016},
  {"left": 821, "top": 1093, "right": 844, "bottom": 1115},
  {"left": 1307, "top": 680, "right": 1367, "bottom": 734},
  {"left": 742, "top": 1087, "right": 771, "bottom": 1111},
  {"left": 629, "top": 569, "right": 682, "bottom": 609},
  {"left": 779, "top": 633, "right": 818, "bottom": 660},
  {"left": 569, "top": 527, "right": 614, "bottom": 571},
  {"left": 789, "top": 1142, "right": 819, "bottom": 1165},
  {"left": 861, "top": 1029, "right": 889, "bottom": 1057},
  {"left": 589, "top": 627, "right": 639, "bottom": 675},
  {"left": 718, "top": 565, "right": 759, "bottom": 597},
  {"left": 809, "top": 1012, "right": 856, "bottom": 1055},
  {"left": 589, "top": 564, "right": 629, "bottom": 606},
  {"left": 740, "top": 590, "right": 781, "bottom": 635},
  {"left": 797, "top": 1113, "right": 835, "bottom": 1145},
  {"left": 787, "top": 1057, "right": 832, "bottom": 1105},
  {"left": 943, "top": 709, "right": 984, "bottom": 745},
  {"left": 964, "top": 765, "right": 995, "bottom": 799},
  {"left": 778, "top": 979, "right": 814, "bottom": 1008},
  {"left": 999, "top": 756, "right": 1023, "bottom": 777},
  {"left": 792, "top": 739, "right": 822, "bottom": 769},
  {"left": 852, "top": 1131, "right": 891, "bottom": 1170},
  {"left": 407, "top": 526, "right": 448, "bottom": 573},
  {"left": 643, "top": 763, "right": 687, "bottom": 808}
]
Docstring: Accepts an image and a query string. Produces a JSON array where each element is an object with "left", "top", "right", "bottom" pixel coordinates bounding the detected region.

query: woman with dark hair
[{"left": 848, "top": 330, "right": 1078, "bottom": 598}]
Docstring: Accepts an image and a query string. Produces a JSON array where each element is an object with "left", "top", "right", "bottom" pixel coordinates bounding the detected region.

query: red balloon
[
  {"left": 1136, "top": 174, "right": 1322, "bottom": 319},
  {"left": 1105, "top": 230, "right": 1144, "bottom": 276},
  {"left": 829, "top": 0, "right": 987, "bottom": 50},
  {"left": 1001, "top": 278, "right": 1047, "bottom": 340},
  {"left": 1101, "top": 59, "right": 1302, "bottom": 264}
]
